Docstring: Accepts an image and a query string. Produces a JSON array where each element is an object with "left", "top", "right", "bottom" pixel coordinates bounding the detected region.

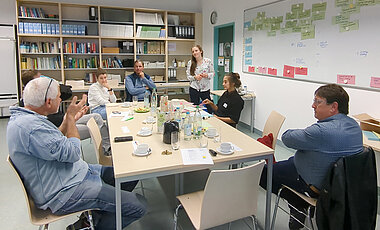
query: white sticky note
[{"left": 121, "top": 126, "right": 130, "bottom": 133}]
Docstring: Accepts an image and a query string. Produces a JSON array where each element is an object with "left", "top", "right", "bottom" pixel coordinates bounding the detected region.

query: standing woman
[
  {"left": 202, "top": 72, "right": 244, "bottom": 128},
  {"left": 88, "top": 68, "right": 117, "bottom": 120},
  {"left": 186, "top": 45, "right": 215, "bottom": 110}
]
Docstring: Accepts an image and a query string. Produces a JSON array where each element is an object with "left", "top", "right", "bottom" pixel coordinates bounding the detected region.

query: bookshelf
[{"left": 16, "top": 1, "right": 202, "bottom": 92}]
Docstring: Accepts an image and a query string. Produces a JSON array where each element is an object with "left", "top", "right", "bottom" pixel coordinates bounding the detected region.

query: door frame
[{"left": 213, "top": 22, "right": 235, "bottom": 90}]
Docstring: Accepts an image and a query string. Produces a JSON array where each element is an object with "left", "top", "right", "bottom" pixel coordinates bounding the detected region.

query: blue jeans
[
  {"left": 55, "top": 165, "right": 146, "bottom": 230},
  {"left": 260, "top": 157, "right": 319, "bottom": 210},
  {"left": 91, "top": 105, "right": 107, "bottom": 120}
]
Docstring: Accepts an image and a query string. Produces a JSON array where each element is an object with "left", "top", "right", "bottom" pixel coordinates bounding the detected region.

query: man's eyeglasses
[
  {"left": 44, "top": 78, "right": 53, "bottom": 102},
  {"left": 313, "top": 98, "right": 330, "bottom": 106}
]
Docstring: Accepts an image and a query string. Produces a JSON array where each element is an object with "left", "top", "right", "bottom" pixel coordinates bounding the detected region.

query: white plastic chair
[
  {"left": 86, "top": 117, "right": 112, "bottom": 166},
  {"left": 174, "top": 161, "right": 265, "bottom": 230},
  {"left": 262, "top": 110, "right": 286, "bottom": 150}
]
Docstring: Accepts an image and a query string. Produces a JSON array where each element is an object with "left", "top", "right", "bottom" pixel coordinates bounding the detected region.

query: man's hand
[
  {"left": 74, "top": 106, "right": 89, "bottom": 121},
  {"left": 139, "top": 72, "right": 145, "bottom": 78},
  {"left": 66, "top": 95, "right": 88, "bottom": 120}
]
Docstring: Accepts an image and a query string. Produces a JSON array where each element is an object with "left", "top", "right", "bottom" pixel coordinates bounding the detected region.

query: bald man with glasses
[{"left": 259, "top": 84, "right": 363, "bottom": 229}]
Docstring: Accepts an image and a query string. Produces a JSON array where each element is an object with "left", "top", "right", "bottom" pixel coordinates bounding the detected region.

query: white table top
[{"left": 106, "top": 103, "right": 273, "bottom": 179}]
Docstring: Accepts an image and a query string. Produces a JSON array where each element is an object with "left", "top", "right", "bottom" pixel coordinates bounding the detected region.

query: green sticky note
[
  {"left": 280, "top": 27, "right": 293, "bottom": 34},
  {"left": 312, "top": 11, "right": 326, "bottom": 21},
  {"left": 341, "top": 4, "right": 360, "bottom": 14},
  {"left": 357, "top": 0, "right": 375, "bottom": 6},
  {"left": 298, "top": 9, "right": 311, "bottom": 19},
  {"left": 257, "top": 12, "right": 266, "bottom": 18},
  {"left": 248, "top": 24, "right": 255, "bottom": 31},
  {"left": 285, "top": 20, "right": 298, "bottom": 28},
  {"left": 291, "top": 3, "right": 304, "bottom": 12},
  {"left": 312, "top": 2, "right": 327, "bottom": 12},
  {"left": 256, "top": 24, "right": 263, "bottom": 31},
  {"left": 270, "top": 23, "right": 281, "bottom": 31},
  {"left": 292, "top": 26, "right": 301, "bottom": 33},
  {"left": 339, "top": 20, "right": 359, "bottom": 32},
  {"left": 262, "top": 22, "right": 270, "bottom": 30},
  {"left": 336, "top": 0, "right": 352, "bottom": 7},
  {"left": 332, "top": 14, "right": 350, "bottom": 24},
  {"left": 299, "top": 19, "right": 312, "bottom": 26},
  {"left": 267, "top": 31, "right": 276, "bottom": 37},
  {"left": 301, "top": 25, "right": 315, "bottom": 40},
  {"left": 286, "top": 11, "right": 298, "bottom": 20}
]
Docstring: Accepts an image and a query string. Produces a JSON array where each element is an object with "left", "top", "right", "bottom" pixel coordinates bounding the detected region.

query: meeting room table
[{"left": 105, "top": 102, "right": 274, "bottom": 230}]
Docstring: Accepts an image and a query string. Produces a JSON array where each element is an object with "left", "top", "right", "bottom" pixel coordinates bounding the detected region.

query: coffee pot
[{"left": 163, "top": 120, "right": 179, "bottom": 144}]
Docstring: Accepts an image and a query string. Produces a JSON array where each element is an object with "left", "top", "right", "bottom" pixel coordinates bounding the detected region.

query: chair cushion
[{"left": 257, "top": 133, "right": 276, "bottom": 163}]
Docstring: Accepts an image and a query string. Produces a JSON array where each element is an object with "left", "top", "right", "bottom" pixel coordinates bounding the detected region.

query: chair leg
[
  {"left": 87, "top": 210, "right": 95, "bottom": 230},
  {"left": 174, "top": 204, "right": 182, "bottom": 230},
  {"left": 307, "top": 206, "right": 315, "bottom": 230},
  {"left": 228, "top": 222, "right": 231, "bottom": 230},
  {"left": 140, "top": 180, "right": 145, "bottom": 197},
  {"left": 271, "top": 187, "right": 284, "bottom": 230},
  {"left": 250, "top": 215, "right": 257, "bottom": 230}
]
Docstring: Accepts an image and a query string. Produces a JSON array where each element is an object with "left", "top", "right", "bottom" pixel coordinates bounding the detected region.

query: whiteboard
[{"left": 243, "top": 0, "right": 380, "bottom": 91}]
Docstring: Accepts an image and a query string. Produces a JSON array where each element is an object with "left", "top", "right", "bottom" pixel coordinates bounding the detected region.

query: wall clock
[{"left": 210, "top": 11, "right": 217, "bottom": 24}]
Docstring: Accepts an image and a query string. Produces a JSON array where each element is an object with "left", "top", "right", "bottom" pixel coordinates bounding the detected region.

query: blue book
[
  {"left": 56, "top": 24, "right": 60, "bottom": 34},
  {"left": 51, "top": 24, "right": 55, "bottom": 34},
  {"left": 36, "top": 23, "right": 41, "bottom": 34},
  {"left": 46, "top": 24, "right": 51, "bottom": 34},
  {"left": 18, "top": 22, "right": 23, "bottom": 34},
  {"left": 73, "top": 25, "right": 78, "bottom": 35},
  {"left": 42, "top": 23, "right": 47, "bottom": 34},
  {"left": 364, "top": 131, "right": 380, "bottom": 141}
]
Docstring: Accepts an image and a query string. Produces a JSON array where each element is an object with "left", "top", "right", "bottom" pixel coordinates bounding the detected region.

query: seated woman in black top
[{"left": 202, "top": 72, "right": 244, "bottom": 128}]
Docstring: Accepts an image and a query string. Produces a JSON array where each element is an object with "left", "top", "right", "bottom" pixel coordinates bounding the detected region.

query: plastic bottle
[
  {"left": 174, "top": 107, "right": 181, "bottom": 125},
  {"left": 151, "top": 88, "right": 157, "bottom": 116},
  {"left": 193, "top": 106, "right": 202, "bottom": 139},
  {"left": 184, "top": 112, "right": 192, "bottom": 141},
  {"left": 144, "top": 90, "right": 150, "bottom": 108}
]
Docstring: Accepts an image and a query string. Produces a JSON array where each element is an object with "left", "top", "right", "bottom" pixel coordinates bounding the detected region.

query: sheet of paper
[
  {"left": 181, "top": 148, "right": 214, "bottom": 165},
  {"left": 370, "top": 77, "right": 380, "bottom": 88},
  {"left": 283, "top": 65, "right": 295, "bottom": 78},
  {"left": 268, "top": 68, "right": 277, "bottom": 75},
  {"left": 337, "top": 74, "right": 355, "bottom": 85},
  {"left": 109, "top": 111, "right": 129, "bottom": 118},
  {"left": 248, "top": 66, "right": 255, "bottom": 72},
  {"left": 295, "top": 67, "right": 308, "bottom": 75},
  {"left": 121, "top": 126, "right": 130, "bottom": 133}
]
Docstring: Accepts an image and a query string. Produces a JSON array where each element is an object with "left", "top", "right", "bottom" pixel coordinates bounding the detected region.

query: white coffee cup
[
  {"left": 146, "top": 116, "right": 154, "bottom": 123},
  {"left": 140, "top": 127, "right": 151, "bottom": 134},
  {"left": 123, "top": 102, "right": 131, "bottom": 107},
  {"left": 207, "top": 128, "right": 217, "bottom": 137},
  {"left": 136, "top": 144, "right": 149, "bottom": 154},
  {"left": 220, "top": 142, "right": 233, "bottom": 152}
]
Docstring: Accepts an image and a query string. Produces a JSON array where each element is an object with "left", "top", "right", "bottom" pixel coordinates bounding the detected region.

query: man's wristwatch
[{"left": 108, "top": 88, "right": 112, "bottom": 91}]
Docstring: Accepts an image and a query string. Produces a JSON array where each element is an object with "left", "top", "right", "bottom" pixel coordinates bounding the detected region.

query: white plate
[
  {"left": 137, "top": 131, "right": 152, "bottom": 137},
  {"left": 142, "top": 120, "right": 156, "bottom": 124},
  {"left": 205, "top": 133, "right": 219, "bottom": 138},
  {"left": 121, "top": 104, "right": 131, "bottom": 108},
  {"left": 133, "top": 148, "right": 152, "bottom": 156},
  {"left": 216, "top": 147, "right": 234, "bottom": 155}
]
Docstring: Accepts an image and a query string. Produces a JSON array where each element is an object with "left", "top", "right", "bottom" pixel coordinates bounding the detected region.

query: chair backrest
[
  {"left": 199, "top": 161, "right": 265, "bottom": 229},
  {"left": 262, "top": 110, "right": 286, "bottom": 149},
  {"left": 86, "top": 117, "right": 112, "bottom": 166},
  {"left": 7, "top": 155, "right": 57, "bottom": 225}
]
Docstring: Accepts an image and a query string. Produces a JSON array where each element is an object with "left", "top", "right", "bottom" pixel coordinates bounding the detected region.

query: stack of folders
[
  {"left": 101, "top": 24, "right": 133, "bottom": 37},
  {"left": 363, "top": 131, "right": 380, "bottom": 141}
]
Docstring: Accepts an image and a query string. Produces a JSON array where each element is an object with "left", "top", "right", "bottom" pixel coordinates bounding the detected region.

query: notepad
[{"left": 363, "top": 131, "right": 380, "bottom": 141}]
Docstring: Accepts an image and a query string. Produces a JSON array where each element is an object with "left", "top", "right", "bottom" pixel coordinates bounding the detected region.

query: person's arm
[
  {"left": 204, "top": 59, "right": 215, "bottom": 79},
  {"left": 202, "top": 98, "right": 218, "bottom": 112},
  {"left": 142, "top": 74, "right": 156, "bottom": 89},
  {"left": 214, "top": 115, "right": 235, "bottom": 124},
  {"left": 282, "top": 123, "right": 324, "bottom": 151},
  {"left": 125, "top": 75, "right": 146, "bottom": 95},
  {"left": 187, "top": 60, "right": 202, "bottom": 81},
  {"left": 88, "top": 84, "right": 109, "bottom": 106},
  {"left": 59, "top": 95, "right": 87, "bottom": 138}
]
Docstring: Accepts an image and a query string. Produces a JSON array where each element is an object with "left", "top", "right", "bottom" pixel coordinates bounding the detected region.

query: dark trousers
[
  {"left": 189, "top": 87, "right": 212, "bottom": 113},
  {"left": 259, "top": 157, "right": 319, "bottom": 211}
]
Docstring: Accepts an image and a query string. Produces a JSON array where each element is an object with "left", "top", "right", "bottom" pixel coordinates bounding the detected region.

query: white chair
[
  {"left": 7, "top": 155, "right": 95, "bottom": 230},
  {"left": 86, "top": 117, "right": 112, "bottom": 166},
  {"left": 174, "top": 161, "right": 265, "bottom": 230},
  {"left": 262, "top": 110, "right": 286, "bottom": 150}
]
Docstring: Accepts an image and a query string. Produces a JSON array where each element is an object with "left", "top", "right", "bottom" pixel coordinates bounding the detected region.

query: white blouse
[{"left": 186, "top": 57, "right": 215, "bottom": 92}]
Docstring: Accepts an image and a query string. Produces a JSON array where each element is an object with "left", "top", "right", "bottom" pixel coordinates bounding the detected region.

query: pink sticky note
[
  {"left": 337, "top": 74, "right": 355, "bottom": 85},
  {"left": 295, "top": 67, "right": 308, "bottom": 75},
  {"left": 268, "top": 68, "right": 277, "bottom": 75},
  {"left": 283, "top": 65, "right": 295, "bottom": 78},
  {"left": 248, "top": 66, "right": 255, "bottom": 72},
  {"left": 370, "top": 77, "right": 380, "bottom": 88},
  {"left": 258, "top": 67, "right": 267, "bottom": 74}
]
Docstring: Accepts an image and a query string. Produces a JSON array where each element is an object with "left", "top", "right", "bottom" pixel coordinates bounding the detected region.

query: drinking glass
[
  {"left": 132, "top": 96, "right": 138, "bottom": 106},
  {"left": 199, "top": 134, "right": 208, "bottom": 148},
  {"left": 171, "top": 131, "right": 180, "bottom": 150},
  {"left": 214, "top": 126, "right": 222, "bottom": 143}
]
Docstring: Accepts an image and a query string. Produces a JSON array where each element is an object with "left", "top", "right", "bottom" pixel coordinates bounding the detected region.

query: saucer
[
  {"left": 142, "top": 120, "right": 156, "bottom": 124},
  {"left": 205, "top": 133, "right": 219, "bottom": 138},
  {"left": 121, "top": 103, "right": 131, "bottom": 108},
  {"left": 137, "top": 130, "right": 152, "bottom": 137},
  {"left": 216, "top": 147, "right": 234, "bottom": 155},
  {"left": 133, "top": 148, "right": 152, "bottom": 156}
]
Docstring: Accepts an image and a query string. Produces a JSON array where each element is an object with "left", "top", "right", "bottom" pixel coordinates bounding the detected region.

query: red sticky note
[
  {"left": 283, "top": 65, "right": 295, "bottom": 78},
  {"left": 258, "top": 67, "right": 267, "bottom": 74},
  {"left": 248, "top": 66, "right": 255, "bottom": 72},
  {"left": 370, "top": 77, "right": 380, "bottom": 88},
  {"left": 295, "top": 67, "right": 308, "bottom": 75},
  {"left": 268, "top": 68, "right": 277, "bottom": 75},
  {"left": 337, "top": 74, "right": 355, "bottom": 85}
]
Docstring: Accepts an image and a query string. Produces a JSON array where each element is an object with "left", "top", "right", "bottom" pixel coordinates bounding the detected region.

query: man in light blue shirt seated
[
  {"left": 7, "top": 77, "right": 146, "bottom": 230},
  {"left": 125, "top": 60, "right": 156, "bottom": 101},
  {"left": 259, "top": 84, "right": 363, "bottom": 230}
]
